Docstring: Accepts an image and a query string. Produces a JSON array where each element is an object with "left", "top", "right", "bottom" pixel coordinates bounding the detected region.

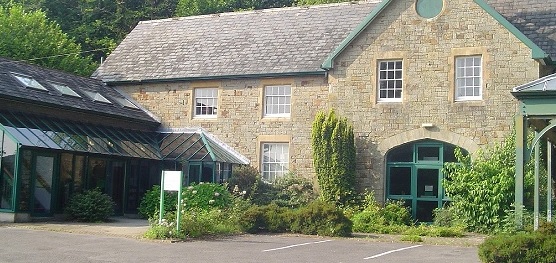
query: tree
[
  {"left": 311, "top": 109, "right": 357, "bottom": 207},
  {"left": 41, "top": 0, "right": 180, "bottom": 62},
  {"left": 443, "top": 132, "right": 540, "bottom": 233},
  {"left": 0, "top": 4, "right": 97, "bottom": 75},
  {"left": 175, "top": 0, "right": 294, "bottom": 16}
]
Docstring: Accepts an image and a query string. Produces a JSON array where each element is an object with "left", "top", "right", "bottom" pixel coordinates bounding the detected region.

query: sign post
[{"left": 159, "top": 170, "right": 183, "bottom": 233}]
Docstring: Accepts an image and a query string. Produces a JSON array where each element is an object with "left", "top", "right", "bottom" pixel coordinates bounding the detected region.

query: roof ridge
[{"left": 138, "top": 0, "right": 380, "bottom": 25}]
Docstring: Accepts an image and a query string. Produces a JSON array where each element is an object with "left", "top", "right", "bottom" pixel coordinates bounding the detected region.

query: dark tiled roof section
[
  {"left": 487, "top": 0, "right": 556, "bottom": 59},
  {"left": 93, "top": 1, "right": 379, "bottom": 82},
  {"left": 0, "top": 57, "right": 160, "bottom": 125}
]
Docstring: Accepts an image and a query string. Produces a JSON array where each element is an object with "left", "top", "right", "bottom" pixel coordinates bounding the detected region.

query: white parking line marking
[
  {"left": 262, "top": 240, "right": 333, "bottom": 252},
  {"left": 364, "top": 245, "right": 423, "bottom": 259}
]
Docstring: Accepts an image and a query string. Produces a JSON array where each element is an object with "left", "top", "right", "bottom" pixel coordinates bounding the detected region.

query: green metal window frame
[
  {"left": 0, "top": 127, "right": 19, "bottom": 212},
  {"left": 386, "top": 141, "right": 451, "bottom": 221},
  {"left": 0, "top": 111, "right": 161, "bottom": 160}
]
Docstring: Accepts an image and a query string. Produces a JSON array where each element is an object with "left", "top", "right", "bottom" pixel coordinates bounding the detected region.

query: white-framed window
[
  {"left": 455, "top": 56, "right": 482, "bottom": 101},
  {"left": 194, "top": 88, "right": 218, "bottom": 118},
  {"left": 378, "top": 60, "right": 403, "bottom": 102},
  {"left": 264, "top": 85, "right": 291, "bottom": 117},
  {"left": 261, "top": 143, "right": 289, "bottom": 181}
]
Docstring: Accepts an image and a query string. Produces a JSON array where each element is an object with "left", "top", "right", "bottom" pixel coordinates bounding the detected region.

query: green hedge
[
  {"left": 241, "top": 201, "right": 352, "bottom": 237},
  {"left": 479, "top": 223, "right": 556, "bottom": 263}
]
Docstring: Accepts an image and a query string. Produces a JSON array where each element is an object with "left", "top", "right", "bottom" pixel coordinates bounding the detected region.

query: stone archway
[{"left": 378, "top": 127, "right": 479, "bottom": 156}]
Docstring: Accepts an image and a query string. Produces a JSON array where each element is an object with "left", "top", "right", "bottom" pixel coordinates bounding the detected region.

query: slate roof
[
  {"left": 487, "top": 0, "right": 556, "bottom": 60},
  {"left": 94, "top": 0, "right": 556, "bottom": 83},
  {"left": 0, "top": 57, "right": 160, "bottom": 125},
  {"left": 92, "top": 1, "right": 380, "bottom": 83}
]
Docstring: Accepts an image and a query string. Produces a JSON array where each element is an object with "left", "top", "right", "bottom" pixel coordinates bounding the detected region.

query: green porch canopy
[
  {"left": 512, "top": 73, "right": 556, "bottom": 229},
  {"left": 159, "top": 128, "right": 249, "bottom": 164},
  {"left": 0, "top": 111, "right": 249, "bottom": 165}
]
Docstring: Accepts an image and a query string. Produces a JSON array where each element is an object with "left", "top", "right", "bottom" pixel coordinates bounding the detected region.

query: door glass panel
[
  {"left": 201, "top": 163, "right": 214, "bottom": 183},
  {"left": 0, "top": 132, "right": 16, "bottom": 210},
  {"left": 188, "top": 164, "right": 201, "bottom": 185},
  {"left": 389, "top": 167, "right": 411, "bottom": 195},
  {"left": 417, "top": 168, "right": 438, "bottom": 198},
  {"left": 57, "top": 153, "right": 73, "bottom": 212},
  {"left": 387, "top": 143, "right": 413, "bottom": 162},
  {"left": 416, "top": 200, "right": 437, "bottom": 222},
  {"left": 417, "top": 146, "right": 440, "bottom": 161},
  {"left": 88, "top": 158, "right": 106, "bottom": 191},
  {"left": 34, "top": 155, "right": 54, "bottom": 214},
  {"left": 110, "top": 161, "right": 125, "bottom": 215}
]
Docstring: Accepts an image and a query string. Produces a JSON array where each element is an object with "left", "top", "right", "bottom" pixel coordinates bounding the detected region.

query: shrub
[
  {"left": 382, "top": 200, "right": 411, "bottom": 225},
  {"left": 65, "top": 188, "right": 114, "bottom": 222},
  {"left": 138, "top": 185, "right": 178, "bottom": 219},
  {"left": 240, "top": 205, "right": 268, "bottom": 233},
  {"left": 291, "top": 201, "right": 352, "bottom": 237},
  {"left": 443, "top": 132, "right": 542, "bottom": 233},
  {"left": 182, "top": 183, "right": 232, "bottom": 211},
  {"left": 479, "top": 230, "right": 556, "bottom": 263},
  {"left": 239, "top": 203, "right": 292, "bottom": 233},
  {"left": 144, "top": 208, "right": 242, "bottom": 239},
  {"left": 352, "top": 194, "right": 411, "bottom": 233},
  {"left": 250, "top": 173, "right": 317, "bottom": 209},
  {"left": 228, "top": 165, "right": 260, "bottom": 198}
]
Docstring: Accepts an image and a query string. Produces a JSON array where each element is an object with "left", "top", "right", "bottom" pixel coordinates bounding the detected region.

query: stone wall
[
  {"left": 115, "top": 0, "right": 546, "bottom": 202},
  {"left": 327, "top": 0, "right": 542, "bottom": 198},
  {"left": 117, "top": 76, "right": 329, "bottom": 179}
]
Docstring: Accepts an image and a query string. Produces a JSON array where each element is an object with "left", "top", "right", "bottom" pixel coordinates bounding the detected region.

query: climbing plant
[{"left": 311, "top": 109, "right": 356, "bottom": 207}]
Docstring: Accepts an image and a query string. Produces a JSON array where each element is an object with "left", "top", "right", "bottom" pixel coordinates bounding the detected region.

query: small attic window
[
  {"left": 49, "top": 82, "right": 81, "bottom": 97},
  {"left": 83, "top": 90, "right": 112, "bottom": 104},
  {"left": 114, "top": 97, "right": 139, "bottom": 109},
  {"left": 12, "top": 73, "right": 48, "bottom": 91}
]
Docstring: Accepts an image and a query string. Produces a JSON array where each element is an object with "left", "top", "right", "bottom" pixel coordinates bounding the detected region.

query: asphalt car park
[{"left": 0, "top": 226, "right": 480, "bottom": 263}]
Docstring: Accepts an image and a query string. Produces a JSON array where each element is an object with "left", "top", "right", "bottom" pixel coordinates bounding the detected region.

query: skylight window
[
  {"left": 49, "top": 82, "right": 81, "bottom": 98},
  {"left": 12, "top": 73, "right": 48, "bottom": 91},
  {"left": 82, "top": 90, "right": 112, "bottom": 104},
  {"left": 114, "top": 97, "right": 139, "bottom": 109}
]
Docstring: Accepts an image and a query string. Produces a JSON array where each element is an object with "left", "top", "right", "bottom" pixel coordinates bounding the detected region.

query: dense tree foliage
[
  {"left": 41, "top": 0, "right": 180, "bottom": 62},
  {"left": 311, "top": 109, "right": 357, "bottom": 207},
  {"left": 443, "top": 133, "right": 540, "bottom": 233},
  {"left": 0, "top": 4, "right": 97, "bottom": 75}
]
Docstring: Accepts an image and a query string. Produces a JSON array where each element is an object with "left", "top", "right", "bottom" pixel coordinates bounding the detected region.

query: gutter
[{"left": 101, "top": 71, "right": 327, "bottom": 85}]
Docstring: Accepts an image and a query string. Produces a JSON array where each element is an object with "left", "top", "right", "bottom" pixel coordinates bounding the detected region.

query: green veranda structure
[
  {"left": 512, "top": 73, "right": 556, "bottom": 229},
  {"left": 0, "top": 58, "right": 248, "bottom": 222}
]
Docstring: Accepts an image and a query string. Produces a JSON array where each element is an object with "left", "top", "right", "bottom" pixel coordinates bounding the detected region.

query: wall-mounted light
[{"left": 421, "top": 123, "right": 435, "bottom": 128}]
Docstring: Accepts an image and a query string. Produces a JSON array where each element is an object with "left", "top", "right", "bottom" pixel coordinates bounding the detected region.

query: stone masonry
[
  {"left": 114, "top": 0, "right": 554, "bottom": 202},
  {"left": 327, "top": 0, "right": 547, "bottom": 199}
]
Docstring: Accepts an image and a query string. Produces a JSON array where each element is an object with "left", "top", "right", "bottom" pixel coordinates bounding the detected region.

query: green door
[
  {"left": 386, "top": 140, "right": 459, "bottom": 222},
  {"left": 32, "top": 153, "right": 57, "bottom": 216}
]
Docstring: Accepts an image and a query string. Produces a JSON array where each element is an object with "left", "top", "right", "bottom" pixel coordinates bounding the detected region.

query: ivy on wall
[{"left": 311, "top": 109, "right": 356, "bottom": 207}]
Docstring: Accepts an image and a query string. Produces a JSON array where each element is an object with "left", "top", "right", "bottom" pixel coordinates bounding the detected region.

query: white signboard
[{"left": 162, "top": 171, "right": 182, "bottom": 191}]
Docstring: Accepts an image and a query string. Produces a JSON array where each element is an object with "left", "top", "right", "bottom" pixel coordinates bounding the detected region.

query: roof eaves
[
  {"left": 103, "top": 71, "right": 326, "bottom": 85},
  {"left": 474, "top": 0, "right": 550, "bottom": 61},
  {"left": 321, "top": 0, "right": 393, "bottom": 70},
  {"left": 0, "top": 94, "right": 160, "bottom": 127}
]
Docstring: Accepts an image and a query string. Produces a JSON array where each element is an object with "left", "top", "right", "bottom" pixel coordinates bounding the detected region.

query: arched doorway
[{"left": 386, "top": 139, "right": 466, "bottom": 222}]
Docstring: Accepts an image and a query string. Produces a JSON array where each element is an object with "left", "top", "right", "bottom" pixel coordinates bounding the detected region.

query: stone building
[{"left": 93, "top": 0, "right": 556, "bottom": 221}]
